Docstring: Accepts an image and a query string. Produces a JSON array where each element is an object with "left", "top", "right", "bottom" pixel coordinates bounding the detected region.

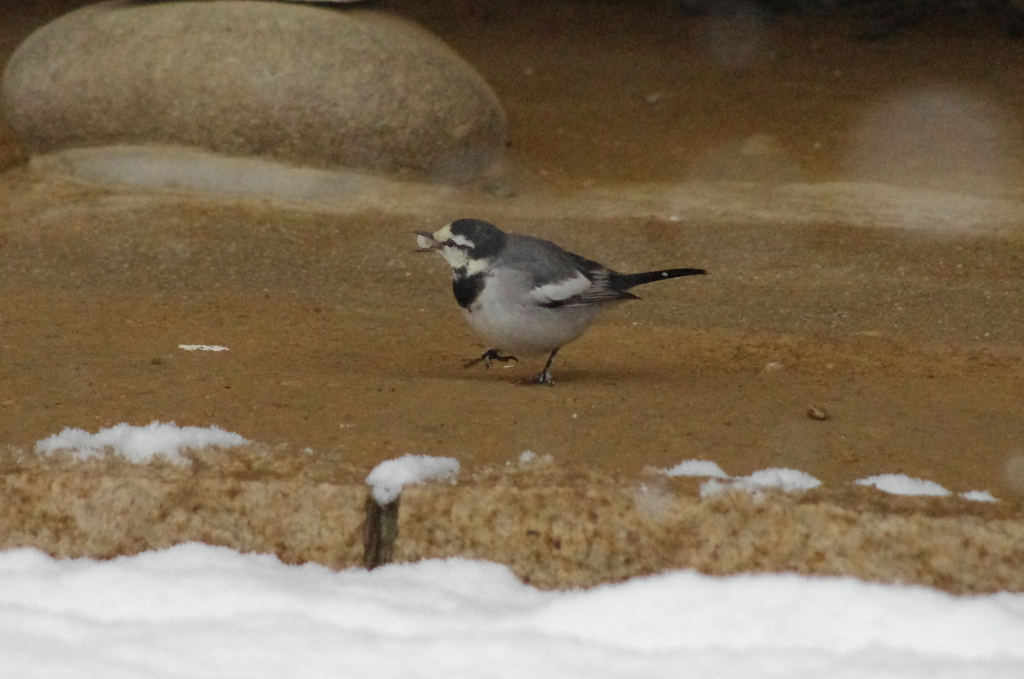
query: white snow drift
[
  {"left": 0, "top": 544, "right": 1021, "bottom": 679},
  {"left": 34, "top": 421, "right": 249, "bottom": 464}
]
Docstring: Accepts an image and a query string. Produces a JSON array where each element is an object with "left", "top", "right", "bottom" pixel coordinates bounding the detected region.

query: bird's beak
[{"left": 414, "top": 230, "right": 441, "bottom": 252}]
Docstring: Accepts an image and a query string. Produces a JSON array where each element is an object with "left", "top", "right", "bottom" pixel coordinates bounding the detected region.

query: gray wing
[{"left": 500, "top": 234, "right": 637, "bottom": 308}]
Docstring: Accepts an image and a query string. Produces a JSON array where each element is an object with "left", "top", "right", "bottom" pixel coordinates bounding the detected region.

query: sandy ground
[{"left": 2, "top": 0, "right": 1024, "bottom": 510}]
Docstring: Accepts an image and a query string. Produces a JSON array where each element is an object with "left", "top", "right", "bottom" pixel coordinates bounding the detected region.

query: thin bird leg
[
  {"left": 525, "top": 347, "right": 559, "bottom": 386},
  {"left": 464, "top": 348, "right": 518, "bottom": 369}
]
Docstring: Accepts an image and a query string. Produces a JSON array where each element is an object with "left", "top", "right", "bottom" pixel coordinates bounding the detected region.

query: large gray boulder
[{"left": 1, "top": 1, "right": 507, "bottom": 185}]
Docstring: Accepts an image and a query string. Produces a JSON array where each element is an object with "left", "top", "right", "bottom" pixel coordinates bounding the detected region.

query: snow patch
[
  {"left": 35, "top": 421, "right": 249, "bottom": 464},
  {"left": 178, "top": 344, "right": 229, "bottom": 351},
  {"left": 662, "top": 460, "right": 730, "bottom": 478},
  {"left": 855, "top": 474, "right": 952, "bottom": 497},
  {"left": 366, "top": 455, "right": 460, "bottom": 504},
  {"left": 961, "top": 490, "right": 998, "bottom": 503},
  {"left": 701, "top": 468, "right": 821, "bottom": 498},
  {"left": 517, "top": 450, "right": 553, "bottom": 466}
]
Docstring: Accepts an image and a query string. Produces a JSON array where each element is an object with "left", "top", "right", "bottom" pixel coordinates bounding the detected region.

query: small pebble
[{"left": 806, "top": 406, "right": 829, "bottom": 421}]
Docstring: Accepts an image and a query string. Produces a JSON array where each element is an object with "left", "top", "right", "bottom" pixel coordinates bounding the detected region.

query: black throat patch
[{"left": 452, "top": 269, "right": 486, "bottom": 308}]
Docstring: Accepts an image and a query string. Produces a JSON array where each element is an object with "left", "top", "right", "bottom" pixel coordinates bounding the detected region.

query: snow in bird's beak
[{"left": 414, "top": 231, "right": 441, "bottom": 251}]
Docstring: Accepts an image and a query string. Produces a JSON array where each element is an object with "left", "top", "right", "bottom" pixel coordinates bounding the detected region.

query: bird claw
[
  {"left": 521, "top": 371, "right": 554, "bottom": 387},
  {"left": 464, "top": 348, "right": 518, "bottom": 369},
  {"left": 518, "top": 348, "right": 558, "bottom": 386}
]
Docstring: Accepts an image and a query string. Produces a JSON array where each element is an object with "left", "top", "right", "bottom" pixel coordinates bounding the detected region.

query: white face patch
[
  {"left": 431, "top": 224, "right": 454, "bottom": 242},
  {"left": 429, "top": 224, "right": 487, "bottom": 273},
  {"left": 440, "top": 248, "right": 471, "bottom": 270},
  {"left": 448, "top": 233, "right": 473, "bottom": 249},
  {"left": 463, "top": 257, "right": 490, "bottom": 275}
]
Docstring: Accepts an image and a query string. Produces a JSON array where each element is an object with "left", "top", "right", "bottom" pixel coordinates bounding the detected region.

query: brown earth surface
[{"left": 2, "top": 1, "right": 1024, "bottom": 588}]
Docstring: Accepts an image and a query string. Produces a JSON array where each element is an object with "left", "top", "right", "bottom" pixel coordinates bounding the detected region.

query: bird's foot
[
  {"left": 518, "top": 348, "right": 559, "bottom": 386},
  {"left": 464, "top": 348, "right": 518, "bottom": 369},
  {"left": 521, "top": 370, "right": 554, "bottom": 387}
]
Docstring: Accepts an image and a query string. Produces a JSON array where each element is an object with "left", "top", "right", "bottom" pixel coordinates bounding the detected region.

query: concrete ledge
[{"left": 2, "top": 449, "right": 1021, "bottom": 592}]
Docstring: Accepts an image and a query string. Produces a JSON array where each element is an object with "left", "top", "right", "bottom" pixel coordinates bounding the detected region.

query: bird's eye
[{"left": 445, "top": 240, "right": 471, "bottom": 251}]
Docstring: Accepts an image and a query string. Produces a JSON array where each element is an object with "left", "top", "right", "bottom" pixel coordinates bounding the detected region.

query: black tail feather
[{"left": 613, "top": 268, "right": 707, "bottom": 290}]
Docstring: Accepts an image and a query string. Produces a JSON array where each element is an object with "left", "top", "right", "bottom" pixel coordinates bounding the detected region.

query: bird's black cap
[{"left": 449, "top": 219, "right": 507, "bottom": 259}]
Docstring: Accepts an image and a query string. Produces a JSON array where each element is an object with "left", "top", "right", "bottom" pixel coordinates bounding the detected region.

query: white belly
[{"left": 462, "top": 275, "right": 604, "bottom": 355}]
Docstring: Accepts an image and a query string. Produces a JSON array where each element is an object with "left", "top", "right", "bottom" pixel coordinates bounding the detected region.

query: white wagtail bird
[{"left": 416, "top": 218, "right": 706, "bottom": 386}]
